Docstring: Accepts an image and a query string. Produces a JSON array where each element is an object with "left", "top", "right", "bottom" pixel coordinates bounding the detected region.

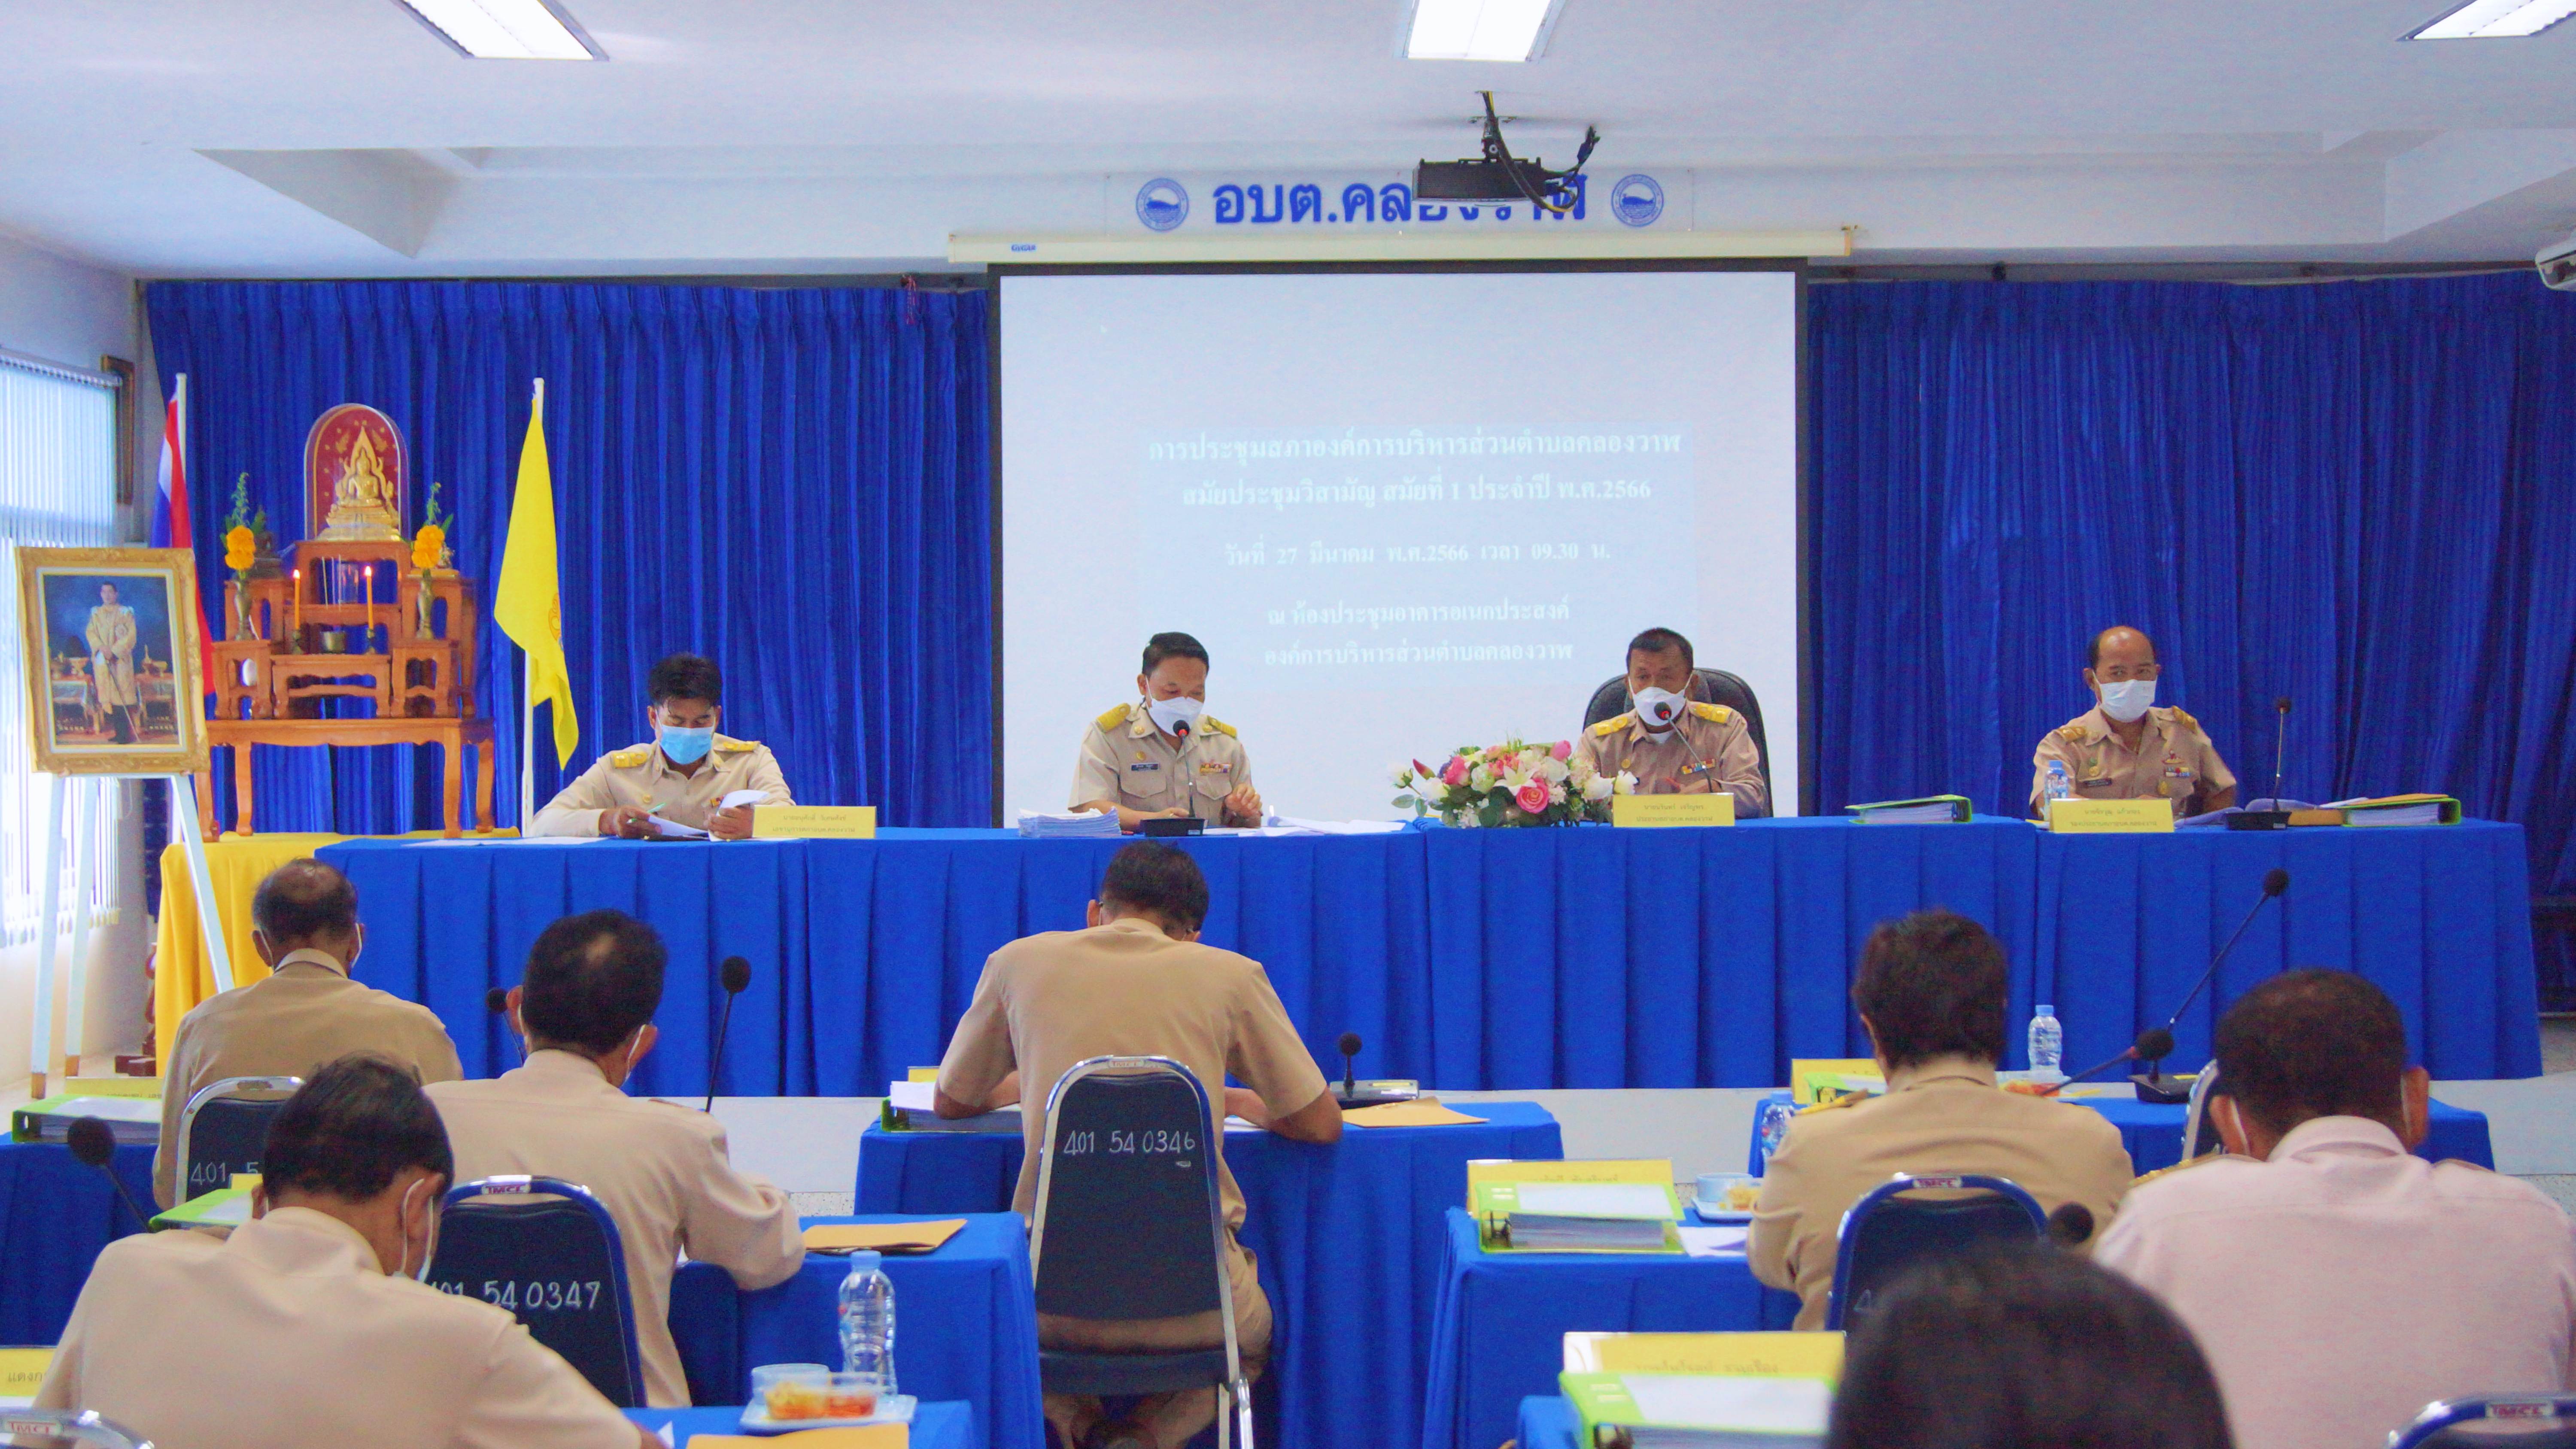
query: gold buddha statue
[{"left": 318, "top": 427, "right": 404, "bottom": 540}]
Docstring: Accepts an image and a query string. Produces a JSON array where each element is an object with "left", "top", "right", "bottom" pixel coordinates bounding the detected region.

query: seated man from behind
[
  {"left": 1750, "top": 910, "right": 2132, "bottom": 1329},
  {"left": 936, "top": 842, "right": 1341, "bottom": 1449},
  {"left": 40, "top": 1054, "right": 651, "bottom": 1449},
  {"left": 428, "top": 910, "right": 802, "bottom": 1408},
  {"left": 155, "top": 858, "right": 462, "bottom": 1208},
  {"left": 2097, "top": 970, "right": 2576, "bottom": 1449}
]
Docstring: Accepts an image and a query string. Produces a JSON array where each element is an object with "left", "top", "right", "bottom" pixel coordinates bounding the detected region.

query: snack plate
[
  {"left": 738, "top": 1393, "right": 916, "bottom": 1433},
  {"left": 1691, "top": 1199, "right": 1756, "bottom": 1223}
]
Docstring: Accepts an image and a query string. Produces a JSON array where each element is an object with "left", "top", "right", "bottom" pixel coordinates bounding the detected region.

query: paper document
[
  {"left": 1018, "top": 808, "right": 1121, "bottom": 840},
  {"left": 1623, "top": 1373, "right": 1835, "bottom": 1434},
  {"left": 37, "top": 1095, "right": 159, "bottom": 1125},
  {"left": 886, "top": 1080, "right": 937, "bottom": 1112},
  {"left": 803, "top": 1219, "right": 966, "bottom": 1255},
  {"left": 1259, "top": 815, "right": 1408, "bottom": 836},
  {"left": 1516, "top": 1182, "right": 1678, "bottom": 1220},
  {"left": 721, "top": 790, "right": 766, "bottom": 809},
  {"left": 1677, "top": 1225, "right": 1750, "bottom": 1257},
  {"left": 646, "top": 813, "right": 709, "bottom": 839},
  {"left": 1343, "top": 1101, "right": 1486, "bottom": 1128}
]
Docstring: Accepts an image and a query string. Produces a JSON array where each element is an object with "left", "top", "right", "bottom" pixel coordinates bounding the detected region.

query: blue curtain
[
  {"left": 146, "top": 281, "right": 992, "bottom": 830},
  {"left": 1810, "top": 272, "right": 2576, "bottom": 897}
]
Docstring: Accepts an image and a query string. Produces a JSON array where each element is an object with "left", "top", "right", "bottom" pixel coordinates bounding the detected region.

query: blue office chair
[
  {"left": 424, "top": 1176, "right": 644, "bottom": 1409},
  {"left": 1825, "top": 1173, "right": 2046, "bottom": 1330},
  {"left": 0, "top": 1410, "right": 154, "bottom": 1447},
  {"left": 2391, "top": 1395, "right": 2576, "bottom": 1448},
  {"left": 1029, "top": 1056, "right": 1253, "bottom": 1449},
  {"left": 173, "top": 1075, "right": 301, "bottom": 1203}
]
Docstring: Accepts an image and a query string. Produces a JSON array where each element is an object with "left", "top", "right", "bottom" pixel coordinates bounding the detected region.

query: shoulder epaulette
[
  {"left": 1095, "top": 703, "right": 1133, "bottom": 731},
  {"left": 2169, "top": 706, "right": 2200, "bottom": 730},
  {"left": 713, "top": 736, "right": 759, "bottom": 755},
  {"left": 1690, "top": 701, "right": 1732, "bottom": 724},
  {"left": 607, "top": 746, "right": 652, "bottom": 768},
  {"left": 1592, "top": 714, "right": 1632, "bottom": 737},
  {"left": 2131, "top": 1149, "right": 2228, "bottom": 1190},
  {"left": 1201, "top": 714, "right": 1237, "bottom": 738},
  {"left": 2055, "top": 724, "right": 2092, "bottom": 744},
  {"left": 1797, "top": 1092, "right": 1871, "bottom": 1116}
]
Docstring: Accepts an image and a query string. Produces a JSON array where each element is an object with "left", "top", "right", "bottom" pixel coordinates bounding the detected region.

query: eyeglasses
[{"left": 2094, "top": 662, "right": 2161, "bottom": 682}]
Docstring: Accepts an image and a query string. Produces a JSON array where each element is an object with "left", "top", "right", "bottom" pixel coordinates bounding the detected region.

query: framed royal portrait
[{"left": 16, "top": 546, "right": 209, "bottom": 775}]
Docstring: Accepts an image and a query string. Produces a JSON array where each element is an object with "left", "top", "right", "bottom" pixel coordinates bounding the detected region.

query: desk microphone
[
  {"left": 485, "top": 988, "right": 523, "bottom": 1067},
  {"left": 705, "top": 956, "right": 753, "bottom": 1113},
  {"left": 68, "top": 1117, "right": 152, "bottom": 1235},
  {"left": 1337, "top": 1032, "right": 1361, "bottom": 1100},
  {"left": 2048, "top": 868, "right": 2287, "bottom": 1102},
  {"left": 2231, "top": 698, "right": 2297, "bottom": 829},
  {"left": 2046, "top": 1201, "right": 2095, "bottom": 1247}
]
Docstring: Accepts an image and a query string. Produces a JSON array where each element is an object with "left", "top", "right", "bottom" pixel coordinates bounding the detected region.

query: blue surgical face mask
[{"left": 659, "top": 723, "right": 715, "bottom": 764}]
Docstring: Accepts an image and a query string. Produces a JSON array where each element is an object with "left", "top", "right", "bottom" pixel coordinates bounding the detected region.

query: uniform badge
[
  {"left": 1197, "top": 761, "right": 1231, "bottom": 775},
  {"left": 1128, "top": 761, "right": 1160, "bottom": 773}
]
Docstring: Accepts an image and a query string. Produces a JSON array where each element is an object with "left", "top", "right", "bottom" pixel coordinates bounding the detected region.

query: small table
[
  {"left": 198, "top": 717, "right": 496, "bottom": 838},
  {"left": 626, "top": 1400, "right": 977, "bottom": 1449}
]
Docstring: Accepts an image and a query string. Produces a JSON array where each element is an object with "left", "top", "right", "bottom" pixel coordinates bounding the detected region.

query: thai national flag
[{"left": 152, "top": 374, "right": 216, "bottom": 691}]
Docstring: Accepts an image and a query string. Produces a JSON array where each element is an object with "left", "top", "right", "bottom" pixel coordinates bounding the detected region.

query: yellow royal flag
[{"left": 494, "top": 379, "right": 579, "bottom": 767}]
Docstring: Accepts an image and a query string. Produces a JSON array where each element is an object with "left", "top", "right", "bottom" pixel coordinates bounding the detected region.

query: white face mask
[
  {"left": 1631, "top": 687, "right": 1689, "bottom": 734},
  {"left": 2098, "top": 677, "right": 2157, "bottom": 723},
  {"left": 395, "top": 1176, "right": 438, "bottom": 1282},
  {"left": 1146, "top": 694, "right": 1204, "bottom": 736}
]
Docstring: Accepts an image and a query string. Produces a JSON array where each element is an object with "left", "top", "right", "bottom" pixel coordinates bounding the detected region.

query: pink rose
[
  {"left": 1550, "top": 739, "right": 1572, "bottom": 761},
  {"left": 1441, "top": 755, "right": 1470, "bottom": 787},
  {"left": 1515, "top": 782, "right": 1549, "bottom": 814}
]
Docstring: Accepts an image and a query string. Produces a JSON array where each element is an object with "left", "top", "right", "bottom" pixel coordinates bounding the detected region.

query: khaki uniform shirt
[
  {"left": 427, "top": 1050, "right": 805, "bottom": 1407},
  {"left": 35, "top": 1205, "right": 638, "bottom": 1449},
  {"left": 2030, "top": 705, "right": 2235, "bottom": 818},
  {"left": 2098, "top": 1117, "right": 2576, "bottom": 1449},
  {"left": 1572, "top": 702, "right": 1768, "bottom": 816},
  {"left": 1070, "top": 704, "right": 1252, "bottom": 824},
  {"left": 1748, "top": 1057, "right": 2134, "bottom": 1329},
  {"left": 530, "top": 735, "right": 793, "bottom": 837},
  {"left": 155, "top": 948, "right": 463, "bottom": 1209},
  {"left": 936, "top": 917, "right": 1328, "bottom": 1235}
]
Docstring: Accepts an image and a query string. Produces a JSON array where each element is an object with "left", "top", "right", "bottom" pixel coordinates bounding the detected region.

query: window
[{"left": 0, "top": 351, "right": 123, "bottom": 943}]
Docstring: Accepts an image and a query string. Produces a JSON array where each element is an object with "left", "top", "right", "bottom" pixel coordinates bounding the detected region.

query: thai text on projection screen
[{"left": 998, "top": 270, "right": 1800, "bottom": 823}]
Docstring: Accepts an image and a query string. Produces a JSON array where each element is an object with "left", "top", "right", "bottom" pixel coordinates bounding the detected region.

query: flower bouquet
[{"left": 1391, "top": 739, "right": 1636, "bottom": 828}]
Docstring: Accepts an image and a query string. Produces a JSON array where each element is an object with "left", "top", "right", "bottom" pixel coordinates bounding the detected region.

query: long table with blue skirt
[
  {"left": 1744, "top": 1089, "right": 2498, "bottom": 1174},
  {"left": 315, "top": 818, "right": 2541, "bottom": 1096},
  {"left": 0, "top": 1140, "right": 156, "bottom": 1345},
  {"left": 627, "top": 1401, "right": 976, "bottom": 1448},
  {"left": 1420, "top": 1206, "right": 1800, "bottom": 1449},
  {"left": 855, "top": 1102, "right": 1564, "bottom": 1449}
]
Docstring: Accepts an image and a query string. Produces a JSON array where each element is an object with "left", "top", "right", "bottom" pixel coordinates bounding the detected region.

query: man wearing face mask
[
  {"left": 1572, "top": 627, "right": 1768, "bottom": 815},
  {"left": 1072, "top": 631, "right": 1262, "bottom": 831},
  {"left": 2031, "top": 625, "right": 2235, "bottom": 819},
  {"left": 529, "top": 653, "right": 792, "bottom": 840},
  {"left": 40, "top": 1054, "right": 654, "bottom": 1449},
  {"left": 428, "top": 910, "right": 803, "bottom": 1407}
]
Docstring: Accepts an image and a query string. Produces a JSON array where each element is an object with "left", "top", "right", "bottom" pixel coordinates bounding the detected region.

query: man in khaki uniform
[
  {"left": 1072, "top": 631, "right": 1261, "bottom": 830},
  {"left": 2031, "top": 625, "right": 2236, "bottom": 819},
  {"left": 936, "top": 843, "right": 1339, "bottom": 1449},
  {"left": 429, "top": 909, "right": 802, "bottom": 1408},
  {"left": 85, "top": 580, "right": 141, "bottom": 742},
  {"left": 1750, "top": 910, "right": 2133, "bottom": 1329},
  {"left": 531, "top": 653, "right": 792, "bottom": 839},
  {"left": 42, "top": 1055, "right": 651, "bottom": 1449},
  {"left": 1571, "top": 627, "right": 1767, "bottom": 815},
  {"left": 155, "top": 859, "right": 461, "bottom": 1208}
]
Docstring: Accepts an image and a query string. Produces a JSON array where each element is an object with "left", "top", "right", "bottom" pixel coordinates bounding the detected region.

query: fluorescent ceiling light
[
  {"left": 2409, "top": 0, "right": 2576, "bottom": 38},
  {"left": 1406, "top": 0, "right": 1560, "bottom": 61},
  {"left": 395, "top": 0, "right": 600, "bottom": 59}
]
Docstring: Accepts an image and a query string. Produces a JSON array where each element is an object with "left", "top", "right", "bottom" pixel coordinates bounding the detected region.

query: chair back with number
[
  {"left": 424, "top": 1176, "right": 643, "bottom": 1409},
  {"left": 1826, "top": 1173, "right": 2047, "bottom": 1330},
  {"left": 2391, "top": 1396, "right": 2576, "bottom": 1448},
  {"left": 0, "top": 1410, "right": 153, "bottom": 1448},
  {"left": 1028, "top": 1055, "right": 1252, "bottom": 1449},
  {"left": 1581, "top": 667, "right": 1771, "bottom": 814},
  {"left": 2180, "top": 1064, "right": 2225, "bottom": 1164},
  {"left": 174, "top": 1075, "right": 301, "bottom": 1203}
]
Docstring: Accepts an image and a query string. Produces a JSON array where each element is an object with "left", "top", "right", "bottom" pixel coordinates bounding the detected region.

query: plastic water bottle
[
  {"left": 2043, "top": 760, "right": 2073, "bottom": 809},
  {"left": 836, "top": 1250, "right": 897, "bottom": 1394},
  {"left": 2028, "top": 1004, "right": 2064, "bottom": 1081}
]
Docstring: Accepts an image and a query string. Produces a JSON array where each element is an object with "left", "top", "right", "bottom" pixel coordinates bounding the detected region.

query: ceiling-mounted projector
[{"left": 1416, "top": 91, "right": 1599, "bottom": 213}]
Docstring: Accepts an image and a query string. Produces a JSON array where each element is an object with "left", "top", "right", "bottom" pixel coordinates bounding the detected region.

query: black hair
[
  {"left": 261, "top": 1053, "right": 454, "bottom": 1203},
  {"left": 1625, "top": 627, "right": 1695, "bottom": 671},
  {"left": 1828, "top": 1246, "right": 2232, "bottom": 1449},
  {"left": 2087, "top": 625, "right": 2157, "bottom": 671},
  {"left": 519, "top": 909, "right": 668, "bottom": 1056},
  {"left": 647, "top": 653, "right": 723, "bottom": 707},
  {"left": 1100, "top": 842, "right": 1210, "bottom": 934},
  {"left": 1852, "top": 910, "right": 2008, "bottom": 1070},
  {"left": 2215, "top": 968, "right": 2409, "bottom": 1137},
  {"left": 1141, "top": 632, "right": 1209, "bottom": 676},
  {"left": 251, "top": 858, "right": 360, "bottom": 948}
]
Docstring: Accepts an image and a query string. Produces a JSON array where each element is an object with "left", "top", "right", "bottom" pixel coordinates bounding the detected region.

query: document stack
[
  {"left": 1560, "top": 1331, "right": 1841, "bottom": 1449},
  {"left": 1471, "top": 1159, "right": 1683, "bottom": 1254},
  {"left": 1015, "top": 808, "right": 1122, "bottom": 840},
  {"left": 881, "top": 1079, "right": 1020, "bottom": 1134},
  {"left": 1841, "top": 795, "right": 1972, "bottom": 825},
  {"left": 2326, "top": 794, "right": 2462, "bottom": 827},
  {"left": 12, "top": 1091, "right": 159, "bottom": 1146}
]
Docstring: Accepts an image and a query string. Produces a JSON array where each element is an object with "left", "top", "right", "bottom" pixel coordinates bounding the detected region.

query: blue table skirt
[
  {"left": 666, "top": 1214, "right": 1040, "bottom": 1449},
  {"left": 856, "top": 1103, "right": 1564, "bottom": 1449},
  {"left": 316, "top": 818, "right": 2540, "bottom": 1097},
  {"left": 1744, "top": 1091, "right": 2497, "bottom": 1176},
  {"left": 1419, "top": 1208, "right": 1798, "bottom": 1449},
  {"left": 627, "top": 1400, "right": 975, "bottom": 1449},
  {"left": 1516, "top": 1395, "right": 1584, "bottom": 1449},
  {"left": 0, "top": 1141, "right": 156, "bottom": 1345}
]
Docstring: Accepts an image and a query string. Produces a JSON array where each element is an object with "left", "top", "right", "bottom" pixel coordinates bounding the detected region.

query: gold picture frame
[{"left": 17, "top": 546, "right": 209, "bottom": 774}]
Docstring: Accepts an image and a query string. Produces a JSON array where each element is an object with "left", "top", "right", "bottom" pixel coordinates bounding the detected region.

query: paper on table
[
  {"left": 886, "top": 1080, "right": 936, "bottom": 1112},
  {"left": 1677, "top": 1225, "right": 1750, "bottom": 1257},
  {"left": 1623, "top": 1374, "right": 1834, "bottom": 1434},
  {"left": 680, "top": 1428, "right": 907, "bottom": 1448},
  {"left": 646, "top": 813, "right": 710, "bottom": 840},
  {"left": 1259, "top": 815, "right": 1408, "bottom": 836},
  {"left": 1343, "top": 1100, "right": 1487, "bottom": 1128},
  {"left": 802, "top": 1219, "right": 967, "bottom": 1254},
  {"left": 37, "top": 1095, "right": 160, "bottom": 1124},
  {"left": 1514, "top": 1182, "right": 1677, "bottom": 1220},
  {"left": 721, "top": 790, "right": 767, "bottom": 809}
]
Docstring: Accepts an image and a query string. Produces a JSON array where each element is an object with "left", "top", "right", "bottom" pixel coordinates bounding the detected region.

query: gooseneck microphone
[
  {"left": 68, "top": 1116, "right": 153, "bottom": 1234},
  {"left": 485, "top": 987, "right": 523, "bottom": 1067},
  {"left": 2270, "top": 697, "right": 2291, "bottom": 808},
  {"left": 2049, "top": 868, "right": 2288, "bottom": 1100},
  {"left": 705, "top": 956, "right": 753, "bottom": 1113},
  {"left": 1337, "top": 1032, "right": 1362, "bottom": 1100}
]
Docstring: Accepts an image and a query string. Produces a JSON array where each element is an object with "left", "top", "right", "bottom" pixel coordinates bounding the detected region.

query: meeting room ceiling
[{"left": 9, "top": 0, "right": 2576, "bottom": 276}]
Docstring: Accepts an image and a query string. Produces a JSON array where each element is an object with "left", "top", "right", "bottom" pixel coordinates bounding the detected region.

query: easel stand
[{"left": 27, "top": 772, "right": 230, "bottom": 1097}]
